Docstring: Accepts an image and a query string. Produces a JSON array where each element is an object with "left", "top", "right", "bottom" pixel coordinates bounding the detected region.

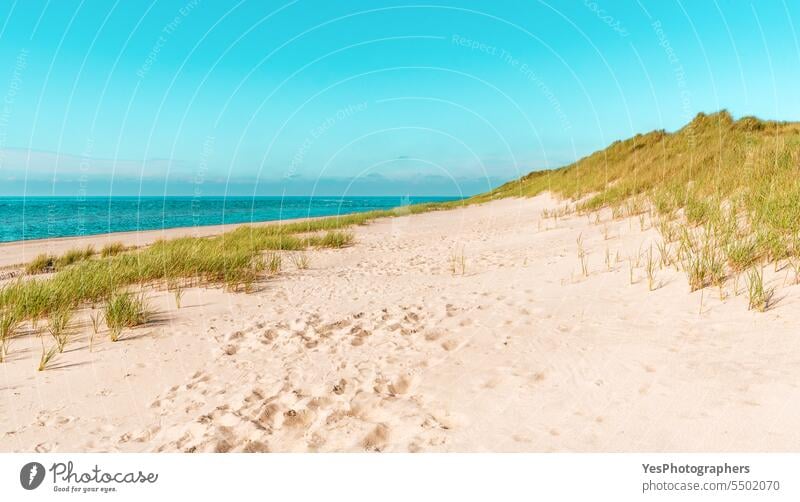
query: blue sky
[{"left": 0, "top": 0, "right": 798, "bottom": 196}]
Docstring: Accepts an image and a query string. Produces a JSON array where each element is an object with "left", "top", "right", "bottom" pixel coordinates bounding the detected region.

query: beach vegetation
[
  {"left": 477, "top": 111, "right": 800, "bottom": 309},
  {"left": 449, "top": 248, "right": 466, "bottom": 276},
  {"left": 577, "top": 234, "right": 589, "bottom": 277},
  {"left": 645, "top": 245, "right": 657, "bottom": 291},
  {"left": 746, "top": 267, "right": 774, "bottom": 312},
  {"left": 48, "top": 309, "right": 73, "bottom": 353},
  {"left": 89, "top": 311, "right": 103, "bottom": 351},
  {"left": 26, "top": 254, "right": 56, "bottom": 274},
  {"left": 101, "top": 242, "right": 126, "bottom": 257},
  {"left": 56, "top": 246, "right": 94, "bottom": 269},
  {"left": 105, "top": 293, "right": 150, "bottom": 342},
  {"left": 38, "top": 339, "right": 58, "bottom": 371},
  {"left": 290, "top": 252, "right": 310, "bottom": 270},
  {"left": 0, "top": 309, "right": 19, "bottom": 363}
]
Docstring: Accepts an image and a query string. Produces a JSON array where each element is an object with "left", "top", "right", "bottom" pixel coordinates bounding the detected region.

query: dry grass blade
[
  {"left": 290, "top": 252, "right": 310, "bottom": 270},
  {"left": 576, "top": 234, "right": 589, "bottom": 277},
  {"left": 0, "top": 310, "right": 19, "bottom": 363},
  {"left": 746, "top": 267, "right": 774, "bottom": 312},
  {"left": 646, "top": 245, "right": 657, "bottom": 291},
  {"left": 38, "top": 338, "right": 58, "bottom": 371},
  {"left": 169, "top": 280, "right": 185, "bottom": 309},
  {"left": 265, "top": 253, "right": 282, "bottom": 275},
  {"left": 48, "top": 309, "right": 73, "bottom": 353},
  {"left": 89, "top": 311, "right": 103, "bottom": 352},
  {"left": 449, "top": 247, "right": 466, "bottom": 276}
]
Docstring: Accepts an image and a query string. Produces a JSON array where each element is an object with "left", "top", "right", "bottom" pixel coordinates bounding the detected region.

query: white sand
[{"left": 1, "top": 194, "right": 799, "bottom": 452}]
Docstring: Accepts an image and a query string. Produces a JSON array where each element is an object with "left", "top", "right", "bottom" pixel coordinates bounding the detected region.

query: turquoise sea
[{"left": 0, "top": 196, "right": 461, "bottom": 243}]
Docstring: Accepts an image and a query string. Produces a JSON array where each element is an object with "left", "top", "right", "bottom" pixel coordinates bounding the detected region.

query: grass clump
[
  {"left": 27, "top": 246, "right": 95, "bottom": 275},
  {"left": 683, "top": 241, "right": 725, "bottom": 292},
  {"left": 449, "top": 247, "right": 466, "bottom": 276},
  {"left": 746, "top": 267, "right": 774, "bottom": 312},
  {"left": 56, "top": 246, "right": 94, "bottom": 268},
  {"left": 725, "top": 237, "right": 760, "bottom": 273},
  {"left": 310, "top": 230, "right": 354, "bottom": 249},
  {"left": 265, "top": 253, "right": 282, "bottom": 275},
  {"left": 26, "top": 254, "right": 56, "bottom": 274},
  {"left": 290, "top": 252, "right": 310, "bottom": 270},
  {"left": 105, "top": 293, "right": 150, "bottom": 342},
  {"left": 0, "top": 310, "right": 19, "bottom": 363},
  {"left": 101, "top": 242, "right": 126, "bottom": 257},
  {"left": 645, "top": 245, "right": 657, "bottom": 291},
  {"left": 38, "top": 340, "right": 58, "bottom": 371},
  {"left": 172, "top": 283, "right": 185, "bottom": 309}
]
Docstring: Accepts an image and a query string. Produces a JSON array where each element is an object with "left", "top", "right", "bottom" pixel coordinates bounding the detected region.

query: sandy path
[{"left": 1, "top": 194, "right": 799, "bottom": 452}]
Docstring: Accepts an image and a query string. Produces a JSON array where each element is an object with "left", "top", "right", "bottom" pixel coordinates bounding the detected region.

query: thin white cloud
[{"left": 0, "top": 148, "right": 192, "bottom": 179}]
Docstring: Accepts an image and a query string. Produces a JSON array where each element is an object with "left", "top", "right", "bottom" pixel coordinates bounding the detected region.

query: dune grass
[
  {"left": 171, "top": 282, "right": 185, "bottom": 309},
  {"left": 56, "top": 246, "right": 94, "bottom": 269},
  {"left": 449, "top": 247, "right": 466, "bottom": 276},
  {"left": 0, "top": 309, "right": 19, "bottom": 363},
  {"left": 1, "top": 222, "right": 367, "bottom": 322},
  {"left": 105, "top": 292, "right": 150, "bottom": 342},
  {"left": 101, "top": 242, "right": 126, "bottom": 258},
  {"left": 290, "top": 252, "right": 310, "bottom": 270},
  {"left": 480, "top": 110, "right": 800, "bottom": 308},
  {"left": 48, "top": 309, "right": 73, "bottom": 353},
  {"left": 26, "top": 246, "right": 96, "bottom": 275},
  {"left": 576, "top": 234, "right": 589, "bottom": 277},
  {"left": 26, "top": 254, "right": 56, "bottom": 274},
  {"left": 746, "top": 267, "right": 775, "bottom": 312},
  {"left": 38, "top": 339, "right": 58, "bottom": 371}
]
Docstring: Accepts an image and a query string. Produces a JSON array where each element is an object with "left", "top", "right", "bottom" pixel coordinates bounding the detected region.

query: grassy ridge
[
  {"left": 483, "top": 111, "right": 799, "bottom": 211},
  {"left": 480, "top": 111, "right": 800, "bottom": 288}
]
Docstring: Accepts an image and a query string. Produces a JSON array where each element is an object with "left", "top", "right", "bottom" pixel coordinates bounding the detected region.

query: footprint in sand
[
  {"left": 361, "top": 423, "right": 390, "bottom": 451},
  {"left": 388, "top": 374, "right": 417, "bottom": 396},
  {"left": 441, "top": 338, "right": 460, "bottom": 351}
]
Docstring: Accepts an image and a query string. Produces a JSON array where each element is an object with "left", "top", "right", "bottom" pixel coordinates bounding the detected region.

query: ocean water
[{"left": 0, "top": 196, "right": 461, "bottom": 243}]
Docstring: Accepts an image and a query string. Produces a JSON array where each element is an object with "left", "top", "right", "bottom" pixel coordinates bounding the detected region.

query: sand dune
[{"left": 2, "top": 194, "right": 799, "bottom": 452}]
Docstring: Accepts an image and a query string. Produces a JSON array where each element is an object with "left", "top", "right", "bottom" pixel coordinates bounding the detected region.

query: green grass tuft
[
  {"left": 101, "top": 242, "right": 126, "bottom": 257},
  {"left": 48, "top": 309, "right": 74, "bottom": 353},
  {"left": 26, "top": 254, "right": 56, "bottom": 275},
  {"left": 105, "top": 293, "right": 150, "bottom": 342},
  {"left": 0, "top": 309, "right": 19, "bottom": 363}
]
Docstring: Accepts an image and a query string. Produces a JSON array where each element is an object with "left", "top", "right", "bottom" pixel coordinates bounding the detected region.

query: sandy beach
[{"left": 1, "top": 194, "right": 799, "bottom": 452}]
